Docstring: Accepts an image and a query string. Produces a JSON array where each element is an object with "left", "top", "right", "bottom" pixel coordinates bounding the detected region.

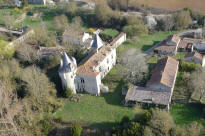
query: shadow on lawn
[
  {"left": 102, "top": 80, "right": 126, "bottom": 107},
  {"left": 45, "top": 65, "right": 64, "bottom": 97},
  {"left": 48, "top": 121, "right": 116, "bottom": 136},
  {"left": 171, "top": 103, "right": 205, "bottom": 126},
  {"left": 141, "top": 41, "right": 160, "bottom": 52}
]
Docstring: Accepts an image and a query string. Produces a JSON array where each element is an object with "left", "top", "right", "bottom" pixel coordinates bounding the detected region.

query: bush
[
  {"left": 65, "top": 88, "right": 73, "bottom": 98},
  {"left": 173, "top": 10, "right": 192, "bottom": 30},
  {"left": 0, "top": 40, "right": 15, "bottom": 59},
  {"left": 40, "top": 117, "right": 52, "bottom": 136},
  {"left": 180, "top": 61, "right": 200, "bottom": 72},
  {"left": 122, "top": 24, "right": 148, "bottom": 37},
  {"left": 70, "top": 124, "right": 83, "bottom": 136}
]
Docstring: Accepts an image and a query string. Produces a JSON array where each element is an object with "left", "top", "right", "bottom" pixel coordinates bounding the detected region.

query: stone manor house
[{"left": 58, "top": 32, "right": 126, "bottom": 95}]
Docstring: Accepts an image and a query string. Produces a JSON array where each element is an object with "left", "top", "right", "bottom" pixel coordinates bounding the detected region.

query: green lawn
[
  {"left": 101, "top": 28, "right": 119, "bottom": 38},
  {"left": 170, "top": 104, "right": 205, "bottom": 127},
  {"left": 120, "top": 31, "right": 180, "bottom": 52},
  {"left": 54, "top": 66, "right": 144, "bottom": 128}
]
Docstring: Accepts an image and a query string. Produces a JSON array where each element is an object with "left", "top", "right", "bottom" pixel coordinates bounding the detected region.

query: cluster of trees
[
  {"left": 112, "top": 109, "right": 204, "bottom": 136},
  {"left": 0, "top": 59, "right": 62, "bottom": 135}
]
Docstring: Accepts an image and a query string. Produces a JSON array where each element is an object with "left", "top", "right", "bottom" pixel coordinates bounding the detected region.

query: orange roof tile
[{"left": 147, "top": 56, "right": 179, "bottom": 88}]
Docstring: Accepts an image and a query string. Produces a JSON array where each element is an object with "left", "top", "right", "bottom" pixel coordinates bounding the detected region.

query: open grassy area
[
  {"left": 135, "top": 0, "right": 205, "bottom": 13},
  {"left": 54, "top": 66, "right": 145, "bottom": 128},
  {"left": 170, "top": 104, "right": 205, "bottom": 127},
  {"left": 120, "top": 31, "right": 180, "bottom": 53},
  {"left": 101, "top": 29, "right": 119, "bottom": 38}
]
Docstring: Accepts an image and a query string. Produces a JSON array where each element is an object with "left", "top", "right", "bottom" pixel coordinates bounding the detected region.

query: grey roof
[
  {"left": 125, "top": 86, "right": 172, "bottom": 105},
  {"left": 92, "top": 34, "right": 104, "bottom": 48},
  {"left": 58, "top": 53, "right": 72, "bottom": 73}
]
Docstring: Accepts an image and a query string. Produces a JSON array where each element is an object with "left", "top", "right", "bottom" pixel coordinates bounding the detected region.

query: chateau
[{"left": 58, "top": 32, "right": 126, "bottom": 95}]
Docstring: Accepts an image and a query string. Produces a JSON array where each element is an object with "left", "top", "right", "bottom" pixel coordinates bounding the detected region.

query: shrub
[
  {"left": 65, "top": 88, "right": 73, "bottom": 98},
  {"left": 89, "top": 28, "right": 95, "bottom": 34},
  {"left": 122, "top": 24, "right": 148, "bottom": 37},
  {"left": 27, "top": 11, "right": 34, "bottom": 16},
  {"left": 0, "top": 40, "right": 15, "bottom": 59},
  {"left": 180, "top": 61, "right": 200, "bottom": 72},
  {"left": 173, "top": 10, "right": 192, "bottom": 30},
  {"left": 40, "top": 117, "right": 51, "bottom": 136},
  {"left": 70, "top": 124, "right": 83, "bottom": 136}
]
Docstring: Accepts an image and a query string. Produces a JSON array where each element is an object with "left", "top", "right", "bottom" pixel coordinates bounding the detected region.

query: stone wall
[
  {"left": 75, "top": 74, "right": 101, "bottom": 94},
  {"left": 110, "top": 32, "right": 126, "bottom": 48},
  {"left": 95, "top": 48, "right": 116, "bottom": 79}
]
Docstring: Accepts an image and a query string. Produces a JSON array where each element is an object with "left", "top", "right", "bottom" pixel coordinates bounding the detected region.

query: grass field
[
  {"left": 54, "top": 67, "right": 145, "bottom": 127},
  {"left": 170, "top": 104, "right": 205, "bottom": 127},
  {"left": 101, "top": 29, "right": 119, "bottom": 38},
  {"left": 135, "top": 0, "right": 205, "bottom": 13},
  {"left": 120, "top": 31, "right": 180, "bottom": 53}
]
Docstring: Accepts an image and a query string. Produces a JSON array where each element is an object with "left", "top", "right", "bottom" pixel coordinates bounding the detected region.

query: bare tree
[
  {"left": 53, "top": 14, "right": 68, "bottom": 32},
  {"left": 16, "top": 45, "right": 40, "bottom": 64},
  {"left": 26, "top": 27, "right": 57, "bottom": 47}
]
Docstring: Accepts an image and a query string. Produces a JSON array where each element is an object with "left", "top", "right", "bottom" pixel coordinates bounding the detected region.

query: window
[
  {"left": 107, "top": 58, "right": 109, "bottom": 64},
  {"left": 111, "top": 55, "right": 113, "bottom": 59},
  {"left": 99, "top": 66, "right": 102, "bottom": 72},
  {"left": 80, "top": 78, "right": 85, "bottom": 83}
]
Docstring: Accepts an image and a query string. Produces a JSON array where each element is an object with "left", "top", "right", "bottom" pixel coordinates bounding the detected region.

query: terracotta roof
[
  {"left": 77, "top": 45, "right": 114, "bottom": 77},
  {"left": 147, "top": 56, "right": 179, "bottom": 88},
  {"left": 185, "top": 51, "right": 204, "bottom": 61},
  {"left": 155, "top": 45, "right": 177, "bottom": 53},
  {"left": 125, "top": 86, "right": 171, "bottom": 105},
  {"left": 167, "top": 35, "right": 180, "bottom": 44},
  {"left": 182, "top": 37, "right": 204, "bottom": 43}
]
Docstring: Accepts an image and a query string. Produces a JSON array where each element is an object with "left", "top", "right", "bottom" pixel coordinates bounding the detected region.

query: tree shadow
[
  {"left": 101, "top": 80, "right": 126, "bottom": 107},
  {"left": 48, "top": 121, "right": 116, "bottom": 136},
  {"left": 46, "top": 64, "right": 64, "bottom": 97},
  {"left": 141, "top": 41, "right": 160, "bottom": 52}
]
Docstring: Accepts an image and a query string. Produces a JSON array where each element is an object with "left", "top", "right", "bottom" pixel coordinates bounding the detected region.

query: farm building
[
  {"left": 155, "top": 34, "right": 205, "bottom": 55},
  {"left": 125, "top": 56, "right": 179, "bottom": 110},
  {"left": 62, "top": 29, "right": 93, "bottom": 48},
  {"left": 184, "top": 52, "right": 205, "bottom": 67},
  {"left": 154, "top": 35, "right": 180, "bottom": 55}
]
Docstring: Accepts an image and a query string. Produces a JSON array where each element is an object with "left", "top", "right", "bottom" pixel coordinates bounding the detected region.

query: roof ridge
[{"left": 160, "top": 57, "right": 169, "bottom": 83}]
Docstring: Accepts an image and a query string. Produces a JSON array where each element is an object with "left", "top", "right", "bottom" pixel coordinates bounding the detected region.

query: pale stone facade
[
  {"left": 62, "top": 31, "right": 93, "bottom": 48},
  {"left": 59, "top": 32, "right": 126, "bottom": 95}
]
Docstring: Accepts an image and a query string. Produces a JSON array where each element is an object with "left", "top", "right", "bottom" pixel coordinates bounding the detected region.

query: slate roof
[
  {"left": 91, "top": 34, "right": 104, "bottom": 48},
  {"left": 125, "top": 86, "right": 172, "bottom": 105},
  {"left": 58, "top": 53, "right": 76, "bottom": 73},
  {"left": 147, "top": 56, "right": 179, "bottom": 88}
]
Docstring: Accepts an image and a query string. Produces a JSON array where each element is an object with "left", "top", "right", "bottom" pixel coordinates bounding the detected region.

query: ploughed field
[{"left": 136, "top": 0, "right": 205, "bottom": 12}]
